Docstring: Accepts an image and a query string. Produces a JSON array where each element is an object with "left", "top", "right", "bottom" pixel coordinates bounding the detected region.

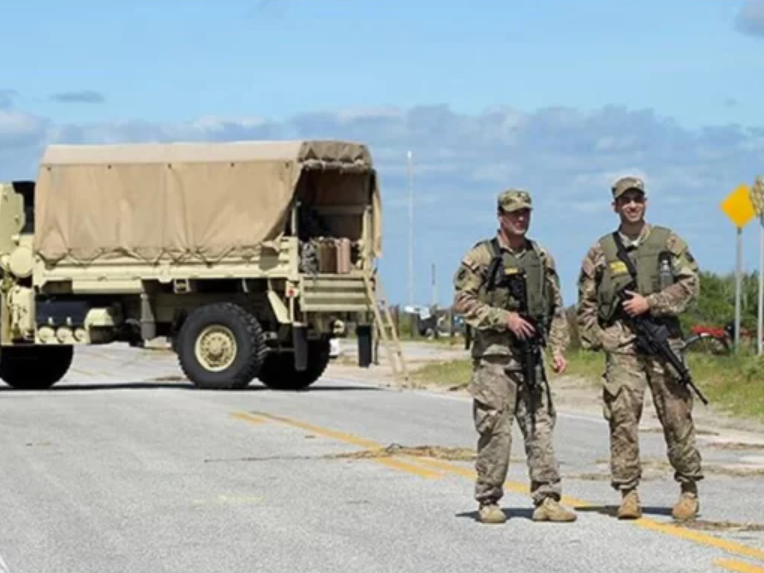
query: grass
[
  {"left": 410, "top": 346, "right": 764, "bottom": 422},
  {"left": 687, "top": 352, "right": 764, "bottom": 420},
  {"left": 411, "top": 357, "right": 473, "bottom": 389},
  {"left": 410, "top": 349, "right": 604, "bottom": 390}
]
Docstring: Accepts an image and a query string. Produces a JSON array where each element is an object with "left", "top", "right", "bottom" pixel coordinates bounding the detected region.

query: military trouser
[
  {"left": 468, "top": 354, "right": 562, "bottom": 507},
  {"left": 603, "top": 350, "right": 703, "bottom": 492}
]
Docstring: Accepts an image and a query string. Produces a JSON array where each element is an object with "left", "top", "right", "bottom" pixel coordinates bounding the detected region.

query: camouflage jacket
[
  {"left": 453, "top": 233, "right": 570, "bottom": 358},
  {"left": 576, "top": 223, "right": 699, "bottom": 354}
]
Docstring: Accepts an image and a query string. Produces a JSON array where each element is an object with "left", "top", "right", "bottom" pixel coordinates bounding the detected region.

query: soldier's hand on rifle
[
  {"left": 552, "top": 351, "right": 567, "bottom": 374},
  {"left": 623, "top": 291, "right": 650, "bottom": 317},
  {"left": 506, "top": 312, "right": 535, "bottom": 340}
]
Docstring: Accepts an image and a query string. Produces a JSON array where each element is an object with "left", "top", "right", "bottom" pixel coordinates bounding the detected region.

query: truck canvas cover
[{"left": 33, "top": 140, "right": 381, "bottom": 265}]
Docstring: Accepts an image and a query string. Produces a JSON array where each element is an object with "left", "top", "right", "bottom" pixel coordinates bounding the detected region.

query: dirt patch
[
  {"left": 593, "top": 458, "right": 764, "bottom": 479},
  {"left": 640, "top": 427, "right": 720, "bottom": 436},
  {"left": 562, "top": 473, "right": 611, "bottom": 482},
  {"left": 676, "top": 520, "right": 764, "bottom": 532},
  {"left": 705, "top": 441, "right": 764, "bottom": 451},
  {"left": 327, "top": 443, "right": 478, "bottom": 461},
  {"left": 705, "top": 465, "right": 764, "bottom": 478}
]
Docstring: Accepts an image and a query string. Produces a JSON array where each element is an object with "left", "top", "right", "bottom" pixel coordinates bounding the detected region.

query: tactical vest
[
  {"left": 596, "top": 226, "right": 672, "bottom": 324},
  {"left": 477, "top": 238, "right": 552, "bottom": 327}
]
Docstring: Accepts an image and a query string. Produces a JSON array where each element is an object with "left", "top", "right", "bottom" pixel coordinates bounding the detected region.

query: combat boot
[
  {"left": 532, "top": 497, "right": 577, "bottom": 522},
  {"left": 617, "top": 489, "right": 642, "bottom": 520},
  {"left": 672, "top": 483, "right": 699, "bottom": 522},
  {"left": 477, "top": 502, "right": 507, "bottom": 524}
]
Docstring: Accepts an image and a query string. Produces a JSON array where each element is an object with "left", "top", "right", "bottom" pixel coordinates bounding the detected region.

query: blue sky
[{"left": 2, "top": 0, "right": 764, "bottom": 307}]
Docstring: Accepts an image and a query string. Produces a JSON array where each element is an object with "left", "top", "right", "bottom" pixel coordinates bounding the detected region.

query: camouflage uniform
[
  {"left": 576, "top": 177, "right": 703, "bottom": 501},
  {"left": 454, "top": 190, "right": 572, "bottom": 516}
]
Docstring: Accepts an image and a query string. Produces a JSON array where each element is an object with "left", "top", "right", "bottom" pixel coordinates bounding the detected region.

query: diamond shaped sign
[{"left": 721, "top": 184, "right": 756, "bottom": 228}]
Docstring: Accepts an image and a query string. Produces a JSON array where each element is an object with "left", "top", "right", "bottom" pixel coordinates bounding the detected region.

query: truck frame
[{"left": 0, "top": 139, "right": 381, "bottom": 390}]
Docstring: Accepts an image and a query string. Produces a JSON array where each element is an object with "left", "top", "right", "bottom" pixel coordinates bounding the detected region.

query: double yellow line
[{"left": 233, "top": 410, "right": 764, "bottom": 573}]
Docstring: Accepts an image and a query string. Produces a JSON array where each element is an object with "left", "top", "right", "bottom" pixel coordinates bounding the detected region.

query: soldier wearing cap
[
  {"left": 576, "top": 176, "right": 703, "bottom": 521},
  {"left": 453, "top": 188, "right": 577, "bottom": 524}
]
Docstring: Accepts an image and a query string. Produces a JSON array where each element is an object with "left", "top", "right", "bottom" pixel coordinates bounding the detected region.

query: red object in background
[
  {"left": 690, "top": 325, "right": 727, "bottom": 337},
  {"left": 690, "top": 323, "right": 753, "bottom": 339}
]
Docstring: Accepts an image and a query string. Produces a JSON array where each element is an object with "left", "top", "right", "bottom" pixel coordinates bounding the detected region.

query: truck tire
[
  {"left": 0, "top": 345, "right": 74, "bottom": 390},
  {"left": 177, "top": 303, "right": 266, "bottom": 390},
  {"left": 258, "top": 338, "right": 331, "bottom": 391}
]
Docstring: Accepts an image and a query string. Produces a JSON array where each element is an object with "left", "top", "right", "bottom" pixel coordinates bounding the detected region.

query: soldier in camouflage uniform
[
  {"left": 453, "top": 189, "right": 577, "bottom": 524},
  {"left": 576, "top": 176, "right": 703, "bottom": 522}
]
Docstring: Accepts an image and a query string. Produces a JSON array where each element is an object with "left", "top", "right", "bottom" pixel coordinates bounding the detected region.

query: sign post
[
  {"left": 720, "top": 183, "right": 756, "bottom": 353},
  {"left": 751, "top": 176, "right": 764, "bottom": 355}
]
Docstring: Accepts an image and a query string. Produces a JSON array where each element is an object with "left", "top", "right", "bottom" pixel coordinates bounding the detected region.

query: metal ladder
[{"left": 363, "top": 272, "right": 409, "bottom": 382}]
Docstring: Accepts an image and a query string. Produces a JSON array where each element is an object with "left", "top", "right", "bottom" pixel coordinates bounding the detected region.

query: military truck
[{"left": 0, "top": 140, "right": 382, "bottom": 390}]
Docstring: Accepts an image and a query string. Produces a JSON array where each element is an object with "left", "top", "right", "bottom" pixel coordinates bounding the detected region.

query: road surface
[{"left": 0, "top": 342, "right": 763, "bottom": 573}]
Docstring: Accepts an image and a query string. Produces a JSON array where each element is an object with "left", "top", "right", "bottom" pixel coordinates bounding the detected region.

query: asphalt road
[{"left": 0, "top": 342, "right": 763, "bottom": 573}]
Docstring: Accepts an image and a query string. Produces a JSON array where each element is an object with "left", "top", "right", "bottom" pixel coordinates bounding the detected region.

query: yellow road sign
[{"left": 721, "top": 184, "right": 756, "bottom": 228}]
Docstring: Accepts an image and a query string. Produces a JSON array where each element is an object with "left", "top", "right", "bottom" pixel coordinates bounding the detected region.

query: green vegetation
[
  {"left": 408, "top": 269, "right": 764, "bottom": 421},
  {"left": 411, "top": 350, "right": 764, "bottom": 421},
  {"left": 684, "top": 270, "right": 762, "bottom": 333},
  {"left": 411, "top": 358, "right": 472, "bottom": 389}
]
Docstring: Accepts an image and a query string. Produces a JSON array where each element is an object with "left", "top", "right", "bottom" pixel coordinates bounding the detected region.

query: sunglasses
[{"left": 617, "top": 194, "right": 645, "bottom": 205}]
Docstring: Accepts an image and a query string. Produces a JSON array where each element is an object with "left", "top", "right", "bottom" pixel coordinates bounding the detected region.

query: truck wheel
[
  {"left": 258, "top": 338, "right": 331, "bottom": 391},
  {"left": 177, "top": 303, "right": 266, "bottom": 390},
  {"left": 0, "top": 345, "right": 74, "bottom": 390}
]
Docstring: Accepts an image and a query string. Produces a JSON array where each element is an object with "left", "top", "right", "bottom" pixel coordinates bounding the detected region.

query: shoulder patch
[{"left": 666, "top": 231, "right": 689, "bottom": 253}]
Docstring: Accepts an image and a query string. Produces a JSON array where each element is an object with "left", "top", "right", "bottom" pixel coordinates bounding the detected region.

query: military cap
[
  {"left": 497, "top": 189, "right": 532, "bottom": 212},
  {"left": 611, "top": 176, "right": 645, "bottom": 199}
]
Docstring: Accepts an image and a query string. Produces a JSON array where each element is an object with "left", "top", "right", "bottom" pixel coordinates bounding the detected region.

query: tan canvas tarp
[{"left": 34, "top": 140, "right": 382, "bottom": 265}]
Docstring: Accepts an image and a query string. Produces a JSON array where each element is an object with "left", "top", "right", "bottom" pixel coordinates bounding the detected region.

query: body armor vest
[
  {"left": 477, "top": 238, "right": 552, "bottom": 328},
  {"left": 596, "top": 225, "right": 673, "bottom": 324}
]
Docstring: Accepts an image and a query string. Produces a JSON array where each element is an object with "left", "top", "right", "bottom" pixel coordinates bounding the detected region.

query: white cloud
[
  {"left": 0, "top": 110, "right": 49, "bottom": 146},
  {"left": 1, "top": 101, "right": 762, "bottom": 305},
  {"left": 50, "top": 90, "right": 106, "bottom": 104},
  {"left": 736, "top": 0, "right": 764, "bottom": 37}
]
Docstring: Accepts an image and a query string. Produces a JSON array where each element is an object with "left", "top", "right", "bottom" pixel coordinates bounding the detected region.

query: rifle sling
[{"left": 612, "top": 231, "right": 639, "bottom": 282}]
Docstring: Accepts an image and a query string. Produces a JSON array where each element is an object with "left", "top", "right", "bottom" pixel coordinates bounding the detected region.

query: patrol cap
[
  {"left": 497, "top": 189, "right": 532, "bottom": 212},
  {"left": 611, "top": 176, "right": 645, "bottom": 199}
]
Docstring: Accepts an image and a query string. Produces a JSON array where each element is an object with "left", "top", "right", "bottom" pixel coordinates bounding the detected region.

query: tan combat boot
[
  {"left": 532, "top": 497, "right": 577, "bottom": 522},
  {"left": 478, "top": 502, "right": 507, "bottom": 524},
  {"left": 617, "top": 489, "right": 642, "bottom": 520},
  {"left": 672, "top": 483, "right": 699, "bottom": 522}
]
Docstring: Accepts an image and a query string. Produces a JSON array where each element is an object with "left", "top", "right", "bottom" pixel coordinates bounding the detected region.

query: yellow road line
[
  {"left": 373, "top": 457, "right": 443, "bottom": 479},
  {"left": 249, "top": 412, "right": 381, "bottom": 448},
  {"left": 405, "top": 455, "right": 590, "bottom": 508},
  {"left": 232, "top": 411, "right": 441, "bottom": 479},
  {"left": 414, "top": 454, "right": 764, "bottom": 562},
  {"left": 715, "top": 559, "right": 764, "bottom": 573},
  {"left": 230, "top": 412, "right": 269, "bottom": 425},
  {"left": 637, "top": 520, "right": 764, "bottom": 563},
  {"left": 234, "top": 410, "right": 764, "bottom": 564}
]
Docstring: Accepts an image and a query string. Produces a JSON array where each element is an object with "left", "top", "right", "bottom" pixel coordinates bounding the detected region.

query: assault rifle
[
  {"left": 610, "top": 231, "right": 708, "bottom": 406},
  {"left": 507, "top": 271, "right": 549, "bottom": 430},
  {"left": 486, "top": 254, "right": 548, "bottom": 429},
  {"left": 616, "top": 287, "right": 708, "bottom": 405}
]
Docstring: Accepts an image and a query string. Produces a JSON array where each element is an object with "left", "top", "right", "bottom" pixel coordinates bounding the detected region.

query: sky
[{"left": 2, "top": 0, "right": 764, "bottom": 307}]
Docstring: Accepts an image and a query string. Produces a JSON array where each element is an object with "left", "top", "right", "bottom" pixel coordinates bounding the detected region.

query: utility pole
[
  {"left": 431, "top": 262, "right": 438, "bottom": 308},
  {"left": 407, "top": 150, "right": 414, "bottom": 307}
]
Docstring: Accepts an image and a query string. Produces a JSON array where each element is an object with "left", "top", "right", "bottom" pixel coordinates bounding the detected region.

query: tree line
[{"left": 565, "top": 270, "right": 762, "bottom": 349}]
